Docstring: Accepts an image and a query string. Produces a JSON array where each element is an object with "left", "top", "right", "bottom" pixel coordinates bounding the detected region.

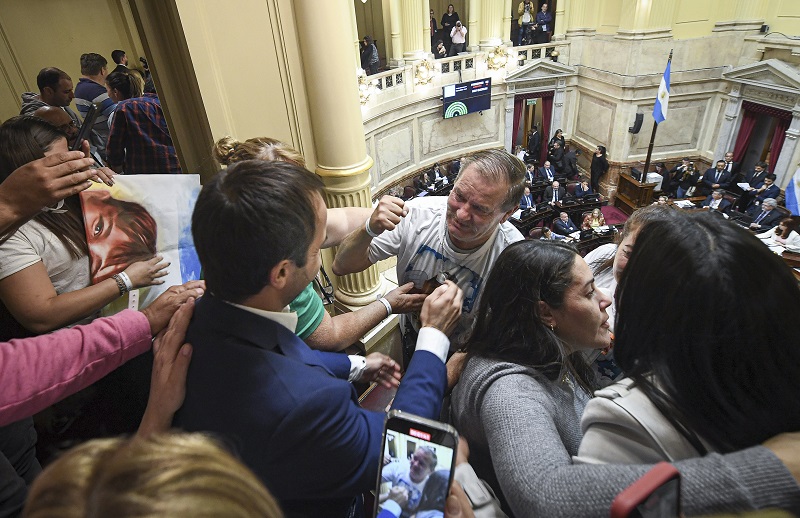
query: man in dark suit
[
  {"left": 427, "top": 163, "right": 445, "bottom": 185},
  {"left": 527, "top": 126, "right": 541, "bottom": 161},
  {"left": 176, "top": 160, "right": 462, "bottom": 517},
  {"left": 520, "top": 186, "right": 534, "bottom": 210},
  {"left": 524, "top": 163, "right": 536, "bottom": 185},
  {"left": 701, "top": 160, "right": 733, "bottom": 195},
  {"left": 544, "top": 180, "right": 565, "bottom": 205},
  {"left": 562, "top": 146, "right": 580, "bottom": 180},
  {"left": 747, "top": 198, "right": 782, "bottom": 231},
  {"left": 723, "top": 151, "right": 741, "bottom": 180},
  {"left": 743, "top": 161, "right": 769, "bottom": 190},
  {"left": 110, "top": 49, "right": 128, "bottom": 74},
  {"left": 538, "top": 160, "right": 555, "bottom": 183},
  {"left": 753, "top": 174, "right": 781, "bottom": 205},
  {"left": 700, "top": 190, "right": 732, "bottom": 212},
  {"left": 553, "top": 211, "right": 578, "bottom": 236},
  {"left": 735, "top": 164, "right": 771, "bottom": 211}
]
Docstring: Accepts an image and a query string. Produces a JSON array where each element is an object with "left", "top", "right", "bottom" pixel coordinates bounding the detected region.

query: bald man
[{"left": 33, "top": 106, "right": 79, "bottom": 147}]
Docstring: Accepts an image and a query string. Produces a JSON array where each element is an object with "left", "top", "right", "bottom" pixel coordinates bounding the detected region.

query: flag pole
[{"left": 642, "top": 49, "right": 673, "bottom": 180}]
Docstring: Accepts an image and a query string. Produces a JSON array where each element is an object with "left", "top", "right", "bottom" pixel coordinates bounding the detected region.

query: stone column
[
  {"left": 616, "top": 0, "right": 676, "bottom": 40},
  {"left": 503, "top": 0, "right": 513, "bottom": 45},
  {"left": 467, "top": 0, "right": 481, "bottom": 52},
  {"left": 714, "top": 0, "right": 766, "bottom": 32},
  {"left": 551, "top": 78, "right": 566, "bottom": 139},
  {"left": 553, "top": 0, "right": 567, "bottom": 40},
  {"left": 351, "top": 1, "right": 361, "bottom": 67},
  {"left": 565, "top": 0, "right": 597, "bottom": 38},
  {"left": 714, "top": 85, "right": 744, "bottom": 160},
  {"left": 479, "top": 0, "right": 505, "bottom": 49},
  {"left": 295, "top": 0, "right": 383, "bottom": 306},
  {"left": 388, "top": 0, "right": 405, "bottom": 67},
  {"left": 773, "top": 106, "right": 800, "bottom": 186},
  {"left": 402, "top": 0, "right": 426, "bottom": 60},
  {"left": 422, "top": 0, "right": 431, "bottom": 54}
]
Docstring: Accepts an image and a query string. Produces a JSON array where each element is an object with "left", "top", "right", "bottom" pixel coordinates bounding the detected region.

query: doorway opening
[
  {"left": 733, "top": 100, "right": 791, "bottom": 176},
  {"left": 513, "top": 91, "right": 553, "bottom": 165}
]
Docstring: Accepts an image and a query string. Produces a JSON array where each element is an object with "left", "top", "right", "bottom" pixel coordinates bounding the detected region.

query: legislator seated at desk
[
  {"left": 544, "top": 181, "right": 565, "bottom": 206},
  {"left": 553, "top": 211, "right": 578, "bottom": 236},
  {"left": 737, "top": 173, "right": 780, "bottom": 212},
  {"left": 538, "top": 161, "right": 556, "bottom": 183},
  {"left": 746, "top": 198, "right": 782, "bottom": 232},
  {"left": 581, "top": 208, "right": 605, "bottom": 230},
  {"left": 757, "top": 218, "right": 800, "bottom": 253},
  {"left": 575, "top": 180, "right": 593, "bottom": 198},
  {"left": 699, "top": 190, "right": 731, "bottom": 213},
  {"left": 520, "top": 186, "right": 534, "bottom": 210}
]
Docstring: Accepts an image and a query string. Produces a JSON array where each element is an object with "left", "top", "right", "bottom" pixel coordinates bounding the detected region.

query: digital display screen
[
  {"left": 377, "top": 430, "right": 455, "bottom": 518},
  {"left": 442, "top": 78, "right": 492, "bottom": 119}
]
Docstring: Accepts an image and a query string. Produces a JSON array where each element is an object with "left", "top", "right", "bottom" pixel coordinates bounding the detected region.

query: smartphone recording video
[{"left": 375, "top": 410, "right": 458, "bottom": 518}]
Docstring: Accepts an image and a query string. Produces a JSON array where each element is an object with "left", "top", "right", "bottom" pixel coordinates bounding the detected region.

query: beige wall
[
  {"left": 768, "top": 0, "right": 800, "bottom": 35},
  {"left": 174, "top": 0, "right": 316, "bottom": 167},
  {"left": 0, "top": 0, "right": 144, "bottom": 121}
]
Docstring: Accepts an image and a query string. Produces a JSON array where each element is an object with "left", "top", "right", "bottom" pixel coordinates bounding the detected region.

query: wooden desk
[
  {"left": 510, "top": 207, "right": 554, "bottom": 236},
  {"left": 573, "top": 225, "right": 623, "bottom": 256},
  {"left": 556, "top": 198, "right": 603, "bottom": 226},
  {"left": 782, "top": 251, "right": 800, "bottom": 282},
  {"left": 615, "top": 173, "right": 658, "bottom": 215}
]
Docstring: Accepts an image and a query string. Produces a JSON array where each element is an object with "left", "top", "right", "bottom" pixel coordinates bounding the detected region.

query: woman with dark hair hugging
[
  {"left": 450, "top": 239, "right": 800, "bottom": 517},
  {"left": 0, "top": 115, "right": 166, "bottom": 338},
  {"left": 577, "top": 212, "right": 800, "bottom": 464}
]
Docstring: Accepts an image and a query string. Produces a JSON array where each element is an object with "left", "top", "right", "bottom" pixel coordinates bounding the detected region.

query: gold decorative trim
[{"left": 315, "top": 155, "right": 374, "bottom": 178}]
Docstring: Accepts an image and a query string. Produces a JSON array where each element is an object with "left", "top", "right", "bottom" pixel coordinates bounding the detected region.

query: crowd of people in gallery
[{"left": 0, "top": 39, "right": 799, "bottom": 518}]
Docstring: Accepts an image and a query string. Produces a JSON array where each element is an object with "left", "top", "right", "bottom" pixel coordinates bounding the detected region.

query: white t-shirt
[
  {"left": 369, "top": 196, "right": 523, "bottom": 350},
  {"left": 583, "top": 243, "right": 617, "bottom": 330},
  {"left": 381, "top": 460, "right": 429, "bottom": 517},
  {"left": 0, "top": 218, "right": 93, "bottom": 325}
]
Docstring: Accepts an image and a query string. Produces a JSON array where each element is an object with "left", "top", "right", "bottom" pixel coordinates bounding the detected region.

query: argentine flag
[
  {"left": 786, "top": 167, "right": 800, "bottom": 216},
  {"left": 653, "top": 59, "right": 671, "bottom": 124}
]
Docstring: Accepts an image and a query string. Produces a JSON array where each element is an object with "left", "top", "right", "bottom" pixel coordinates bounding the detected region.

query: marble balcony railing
[{"left": 359, "top": 40, "right": 570, "bottom": 115}]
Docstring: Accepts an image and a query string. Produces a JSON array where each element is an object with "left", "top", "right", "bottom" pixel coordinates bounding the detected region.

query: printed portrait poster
[{"left": 79, "top": 174, "right": 201, "bottom": 315}]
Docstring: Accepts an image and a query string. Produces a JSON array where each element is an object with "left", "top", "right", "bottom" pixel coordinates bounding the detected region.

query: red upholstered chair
[
  {"left": 529, "top": 227, "right": 545, "bottom": 240},
  {"left": 565, "top": 182, "right": 578, "bottom": 196}
]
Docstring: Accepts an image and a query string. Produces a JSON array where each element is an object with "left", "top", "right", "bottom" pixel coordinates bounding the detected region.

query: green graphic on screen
[{"left": 444, "top": 102, "right": 468, "bottom": 118}]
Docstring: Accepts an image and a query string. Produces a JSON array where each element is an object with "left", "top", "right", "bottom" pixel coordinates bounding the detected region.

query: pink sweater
[{"left": 0, "top": 309, "right": 152, "bottom": 426}]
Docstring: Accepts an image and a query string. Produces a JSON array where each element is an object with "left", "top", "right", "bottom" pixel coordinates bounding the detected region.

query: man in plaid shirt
[{"left": 106, "top": 91, "right": 182, "bottom": 174}]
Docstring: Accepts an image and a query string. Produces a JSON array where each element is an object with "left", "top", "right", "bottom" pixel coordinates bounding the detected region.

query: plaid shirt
[{"left": 107, "top": 93, "right": 182, "bottom": 174}]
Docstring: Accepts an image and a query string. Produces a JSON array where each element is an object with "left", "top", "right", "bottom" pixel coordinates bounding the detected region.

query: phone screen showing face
[
  {"left": 375, "top": 412, "right": 457, "bottom": 518},
  {"left": 632, "top": 478, "right": 680, "bottom": 518}
]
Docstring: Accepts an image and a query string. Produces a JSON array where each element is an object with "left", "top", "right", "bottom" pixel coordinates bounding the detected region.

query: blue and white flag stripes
[
  {"left": 653, "top": 58, "right": 671, "bottom": 124},
  {"left": 786, "top": 167, "right": 800, "bottom": 215}
]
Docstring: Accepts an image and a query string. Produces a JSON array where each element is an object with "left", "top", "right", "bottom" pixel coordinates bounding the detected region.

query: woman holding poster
[{"left": 0, "top": 116, "right": 167, "bottom": 340}]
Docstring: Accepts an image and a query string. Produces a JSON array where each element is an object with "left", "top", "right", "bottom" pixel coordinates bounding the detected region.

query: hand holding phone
[
  {"left": 71, "top": 103, "right": 99, "bottom": 152},
  {"left": 375, "top": 410, "right": 458, "bottom": 518}
]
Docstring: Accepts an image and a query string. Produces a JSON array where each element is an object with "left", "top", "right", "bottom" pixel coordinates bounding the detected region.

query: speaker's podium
[{"left": 614, "top": 169, "right": 658, "bottom": 215}]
